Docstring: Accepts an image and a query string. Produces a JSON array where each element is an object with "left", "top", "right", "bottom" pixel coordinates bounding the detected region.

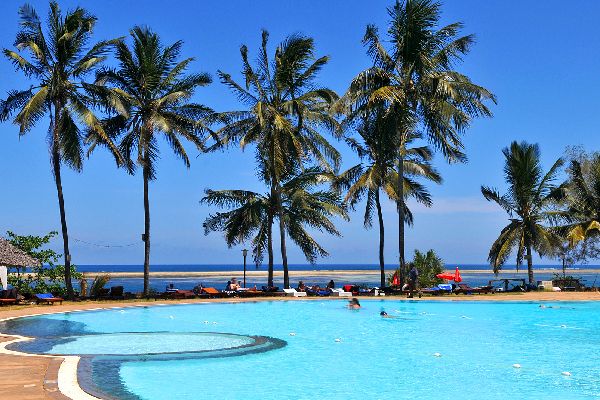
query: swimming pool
[{"left": 1, "top": 300, "right": 599, "bottom": 399}]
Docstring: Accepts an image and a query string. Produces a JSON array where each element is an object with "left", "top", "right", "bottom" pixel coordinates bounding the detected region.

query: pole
[{"left": 242, "top": 249, "right": 248, "bottom": 288}]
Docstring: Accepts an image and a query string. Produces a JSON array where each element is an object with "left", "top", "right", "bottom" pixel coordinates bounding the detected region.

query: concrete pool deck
[{"left": 1, "top": 291, "right": 599, "bottom": 399}]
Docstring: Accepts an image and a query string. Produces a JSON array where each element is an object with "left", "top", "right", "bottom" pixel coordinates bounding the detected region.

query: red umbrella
[
  {"left": 436, "top": 272, "right": 455, "bottom": 280},
  {"left": 392, "top": 271, "right": 400, "bottom": 286},
  {"left": 436, "top": 267, "right": 463, "bottom": 282},
  {"left": 454, "top": 267, "right": 462, "bottom": 283}
]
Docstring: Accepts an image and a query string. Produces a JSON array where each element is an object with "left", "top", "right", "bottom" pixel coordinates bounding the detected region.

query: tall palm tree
[
  {"left": 202, "top": 168, "right": 348, "bottom": 287},
  {"left": 341, "top": 0, "right": 495, "bottom": 281},
  {"left": 337, "top": 110, "right": 441, "bottom": 287},
  {"left": 481, "top": 141, "right": 563, "bottom": 284},
  {"left": 216, "top": 30, "right": 340, "bottom": 288},
  {"left": 87, "top": 27, "right": 213, "bottom": 296},
  {"left": 1, "top": 2, "right": 121, "bottom": 298}
]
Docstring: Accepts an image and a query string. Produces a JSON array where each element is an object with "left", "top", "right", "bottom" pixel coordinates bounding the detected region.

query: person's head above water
[
  {"left": 348, "top": 298, "right": 360, "bottom": 307},
  {"left": 380, "top": 311, "right": 388, "bottom": 316}
]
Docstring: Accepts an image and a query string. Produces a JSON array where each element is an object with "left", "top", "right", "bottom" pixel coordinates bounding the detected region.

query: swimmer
[
  {"left": 348, "top": 298, "right": 361, "bottom": 309},
  {"left": 539, "top": 304, "right": 575, "bottom": 309},
  {"left": 380, "top": 311, "right": 397, "bottom": 318}
]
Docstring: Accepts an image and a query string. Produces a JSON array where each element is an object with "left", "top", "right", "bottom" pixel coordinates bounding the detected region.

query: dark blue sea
[{"left": 71, "top": 264, "right": 600, "bottom": 293}]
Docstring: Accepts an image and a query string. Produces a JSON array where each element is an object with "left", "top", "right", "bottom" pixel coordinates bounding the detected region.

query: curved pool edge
[
  {"left": 0, "top": 299, "right": 295, "bottom": 400},
  {"left": 1, "top": 293, "right": 599, "bottom": 399},
  {"left": 0, "top": 333, "right": 100, "bottom": 400}
]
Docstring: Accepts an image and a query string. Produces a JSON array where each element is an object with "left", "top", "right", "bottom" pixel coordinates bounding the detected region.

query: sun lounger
[
  {"left": 99, "top": 285, "right": 125, "bottom": 300},
  {"left": 201, "top": 287, "right": 223, "bottom": 298},
  {"left": 34, "top": 293, "right": 64, "bottom": 305},
  {"left": 454, "top": 284, "right": 494, "bottom": 295},
  {"left": 171, "top": 289, "right": 195, "bottom": 299},
  {"left": 329, "top": 288, "right": 352, "bottom": 297},
  {"left": 283, "top": 288, "right": 307, "bottom": 297},
  {"left": 421, "top": 284, "right": 453, "bottom": 296},
  {"left": 0, "top": 288, "right": 18, "bottom": 305}
]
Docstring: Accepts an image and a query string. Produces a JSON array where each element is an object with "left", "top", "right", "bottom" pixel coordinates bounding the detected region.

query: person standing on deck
[{"left": 407, "top": 265, "right": 420, "bottom": 298}]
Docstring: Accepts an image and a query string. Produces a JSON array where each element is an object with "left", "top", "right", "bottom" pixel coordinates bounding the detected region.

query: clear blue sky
[{"left": 1, "top": 0, "right": 598, "bottom": 266}]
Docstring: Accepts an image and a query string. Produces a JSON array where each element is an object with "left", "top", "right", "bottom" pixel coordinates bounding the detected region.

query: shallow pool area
[{"left": 1, "top": 300, "right": 599, "bottom": 399}]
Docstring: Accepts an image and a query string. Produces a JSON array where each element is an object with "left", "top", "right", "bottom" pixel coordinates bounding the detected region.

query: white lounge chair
[
  {"left": 329, "top": 288, "right": 352, "bottom": 297},
  {"left": 283, "top": 288, "right": 307, "bottom": 297}
]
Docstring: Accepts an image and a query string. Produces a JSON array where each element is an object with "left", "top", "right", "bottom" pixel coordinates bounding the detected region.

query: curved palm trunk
[
  {"left": 52, "top": 105, "right": 74, "bottom": 299},
  {"left": 267, "top": 211, "right": 274, "bottom": 287},
  {"left": 142, "top": 164, "right": 151, "bottom": 296},
  {"left": 375, "top": 189, "right": 386, "bottom": 288},
  {"left": 397, "top": 152, "right": 406, "bottom": 285}
]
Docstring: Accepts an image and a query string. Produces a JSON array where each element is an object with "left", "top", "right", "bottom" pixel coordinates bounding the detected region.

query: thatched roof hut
[{"left": 0, "top": 237, "right": 41, "bottom": 267}]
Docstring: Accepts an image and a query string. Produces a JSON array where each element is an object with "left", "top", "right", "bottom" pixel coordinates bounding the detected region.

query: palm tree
[
  {"left": 341, "top": 0, "right": 495, "bottom": 281},
  {"left": 215, "top": 30, "right": 340, "bottom": 288},
  {"left": 481, "top": 141, "right": 563, "bottom": 284},
  {"left": 1, "top": 2, "right": 121, "bottom": 298},
  {"left": 202, "top": 168, "right": 348, "bottom": 287},
  {"left": 553, "top": 155, "right": 600, "bottom": 244},
  {"left": 337, "top": 109, "right": 441, "bottom": 287},
  {"left": 87, "top": 27, "right": 213, "bottom": 296}
]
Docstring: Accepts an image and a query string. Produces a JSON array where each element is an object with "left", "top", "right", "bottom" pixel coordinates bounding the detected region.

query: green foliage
[
  {"left": 90, "top": 274, "right": 111, "bottom": 297},
  {"left": 481, "top": 141, "right": 563, "bottom": 283},
  {"left": 5, "top": 231, "right": 82, "bottom": 297},
  {"left": 387, "top": 249, "right": 444, "bottom": 287},
  {"left": 413, "top": 249, "right": 445, "bottom": 287},
  {"left": 1, "top": 2, "right": 122, "bottom": 166},
  {"left": 202, "top": 168, "right": 348, "bottom": 265},
  {"left": 88, "top": 26, "right": 213, "bottom": 177},
  {"left": 551, "top": 149, "right": 600, "bottom": 251}
]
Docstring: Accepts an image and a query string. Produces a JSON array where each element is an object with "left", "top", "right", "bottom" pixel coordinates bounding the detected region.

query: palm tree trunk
[
  {"left": 275, "top": 184, "right": 289, "bottom": 289},
  {"left": 143, "top": 163, "right": 151, "bottom": 296},
  {"left": 526, "top": 243, "right": 534, "bottom": 285},
  {"left": 52, "top": 105, "right": 74, "bottom": 299},
  {"left": 52, "top": 145, "right": 74, "bottom": 299},
  {"left": 397, "top": 152, "right": 406, "bottom": 285},
  {"left": 375, "top": 189, "right": 386, "bottom": 288},
  {"left": 267, "top": 210, "right": 274, "bottom": 287}
]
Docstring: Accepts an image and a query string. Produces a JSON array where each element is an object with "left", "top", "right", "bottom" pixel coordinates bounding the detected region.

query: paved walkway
[{"left": 0, "top": 336, "right": 67, "bottom": 400}]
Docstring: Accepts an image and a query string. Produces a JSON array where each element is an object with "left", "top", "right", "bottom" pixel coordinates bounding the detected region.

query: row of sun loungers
[
  {"left": 0, "top": 282, "right": 497, "bottom": 306},
  {"left": 0, "top": 289, "right": 64, "bottom": 306}
]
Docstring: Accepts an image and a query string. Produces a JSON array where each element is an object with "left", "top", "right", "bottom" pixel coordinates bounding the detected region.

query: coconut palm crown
[
  {"left": 1, "top": 2, "right": 121, "bottom": 298},
  {"left": 481, "top": 141, "right": 563, "bottom": 284},
  {"left": 202, "top": 168, "right": 348, "bottom": 287},
  {"left": 552, "top": 154, "right": 600, "bottom": 245}
]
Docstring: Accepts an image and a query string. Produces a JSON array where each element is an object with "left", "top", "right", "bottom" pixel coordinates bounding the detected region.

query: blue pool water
[{"left": 2, "top": 300, "right": 600, "bottom": 399}]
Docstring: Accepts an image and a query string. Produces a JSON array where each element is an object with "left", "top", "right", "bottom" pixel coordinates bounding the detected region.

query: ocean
[{"left": 72, "top": 264, "right": 600, "bottom": 293}]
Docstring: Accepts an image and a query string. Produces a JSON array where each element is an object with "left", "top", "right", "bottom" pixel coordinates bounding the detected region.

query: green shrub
[
  {"left": 5, "top": 231, "right": 82, "bottom": 297},
  {"left": 387, "top": 249, "right": 445, "bottom": 288},
  {"left": 90, "top": 274, "right": 111, "bottom": 297}
]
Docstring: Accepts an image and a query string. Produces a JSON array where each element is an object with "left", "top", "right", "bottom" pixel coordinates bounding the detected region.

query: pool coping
[{"left": 1, "top": 293, "right": 600, "bottom": 399}]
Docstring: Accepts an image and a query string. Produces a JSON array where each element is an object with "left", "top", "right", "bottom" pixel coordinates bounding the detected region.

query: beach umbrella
[
  {"left": 436, "top": 272, "right": 455, "bottom": 280},
  {"left": 436, "top": 267, "right": 463, "bottom": 282},
  {"left": 454, "top": 267, "right": 462, "bottom": 283},
  {"left": 392, "top": 271, "right": 400, "bottom": 286}
]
